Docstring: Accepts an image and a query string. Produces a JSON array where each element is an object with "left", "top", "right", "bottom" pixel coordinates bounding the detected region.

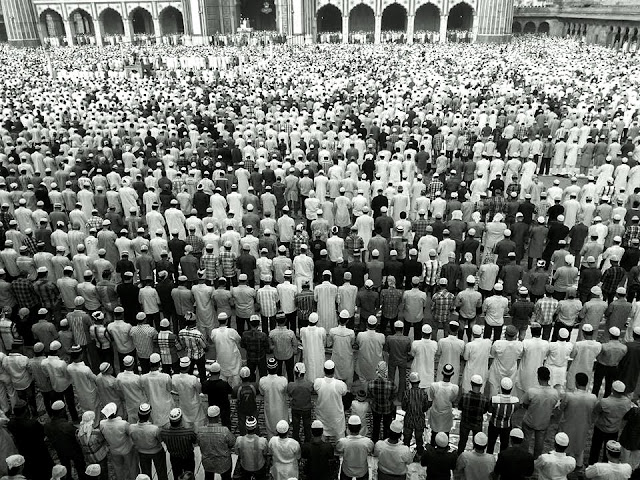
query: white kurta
[
  {"left": 411, "top": 338, "right": 438, "bottom": 389},
  {"left": 210, "top": 326, "right": 242, "bottom": 382},
  {"left": 140, "top": 371, "right": 174, "bottom": 426},
  {"left": 545, "top": 341, "right": 574, "bottom": 388},
  {"left": 259, "top": 374, "right": 289, "bottom": 438},
  {"left": 116, "top": 371, "right": 148, "bottom": 422},
  {"left": 428, "top": 381, "right": 459, "bottom": 432},
  {"left": 356, "top": 331, "right": 386, "bottom": 382},
  {"left": 192, "top": 284, "right": 215, "bottom": 338},
  {"left": 461, "top": 338, "right": 492, "bottom": 392},
  {"left": 488, "top": 340, "right": 524, "bottom": 396},
  {"left": 566, "top": 340, "right": 601, "bottom": 391},
  {"left": 67, "top": 361, "right": 99, "bottom": 412},
  {"left": 171, "top": 373, "right": 206, "bottom": 427},
  {"left": 313, "top": 376, "right": 348, "bottom": 439},
  {"left": 165, "top": 208, "right": 186, "bottom": 239},
  {"left": 516, "top": 338, "right": 551, "bottom": 396},
  {"left": 269, "top": 437, "right": 300, "bottom": 480},
  {"left": 300, "top": 326, "right": 327, "bottom": 384},
  {"left": 329, "top": 325, "right": 355, "bottom": 388},
  {"left": 436, "top": 336, "right": 465, "bottom": 384}
]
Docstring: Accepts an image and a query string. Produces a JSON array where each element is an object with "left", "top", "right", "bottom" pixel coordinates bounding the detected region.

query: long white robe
[
  {"left": 427, "top": 381, "right": 459, "bottom": 432},
  {"left": 516, "top": 338, "right": 550, "bottom": 397},
  {"left": 545, "top": 341, "right": 574, "bottom": 388},
  {"left": 566, "top": 340, "right": 601, "bottom": 390},
  {"left": 313, "top": 376, "right": 347, "bottom": 439},
  {"left": 192, "top": 284, "right": 215, "bottom": 338},
  {"left": 140, "top": 370, "right": 173, "bottom": 426},
  {"left": 436, "top": 335, "right": 465, "bottom": 384},
  {"left": 461, "top": 338, "right": 492, "bottom": 392},
  {"left": 116, "top": 371, "right": 148, "bottom": 423},
  {"left": 67, "top": 361, "right": 99, "bottom": 413},
  {"left": 488, "top": 340, "right": 524, "bottom": 396},
  {"left": 300, "top": 325, "right": 327, "bottom": 382},
  {"left": 259, "top": 374, "right": 289, "bottom": 439},
  {"left": 314, "top": 282, "right": 337, "bottom": 329},
  {"left": 519, "top": 161, "right": 538, "bottom": 199},
  {"left": 356, "top": 330, "right": 386, "bottom": 382},
  {"left": 269, "top": 437, "right": 300, "bottom": 480},
  {"left": 171, "top": 372, "right": 206, "bottom": 427},
  {"left": 210, "top": 326, "right": 242, "bottom": 385},
  {"left": 119, "top": 186, "right": 138, "bottom": 217},
  {"left": 410, "top": 338, "right": 438, "bottom": 389},
  {"left": 165, "top": 207, "right": 186, "bottom": 239},
  {"left": 328, "top": 325, "right": 355, "bottom": 388}
]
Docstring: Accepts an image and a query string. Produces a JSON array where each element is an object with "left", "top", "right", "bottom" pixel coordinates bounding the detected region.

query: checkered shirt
[
  {"left": 178, "top": 327, "right": 206, "bottom": 359},
  {"left": 218, "top": 250, "right": 237, "bottom": 277},
  {"left": 290, "top": 232, "right": 309, "bottom": 258},
  {"left": 431, "top": 289, "right": 455, "bottom": 323},
  {"left": 368, "top": 376, "right": 397, "bottom": 414},
  {"left": 156, "top": 330, "right": 180, "bottom": 365},
  {"left": 11, "top": 278, "right": 39, "bottom": 308},
  {"left": 200, "top": 253, "right": 218, "bottom": 281},
  {"left": 256, "top": 286, "right": 279, "bottom": 318},
  {"left": 129, "top": 324, "right": 158, "bottom": 359},
  {"left": 427, "top": 180, "right": 444, "bottom": 200},
  {"left": 412, "top": 219, "right": 429, "bottom": 242},
  {"left": 33, "top": 279, "right": 60, "bottom": 309},
  {"left": 186, "top": 234, "right": 204, "bottom": 255},
  {"left": 380, "top": 287, "right": 403, "bottom": 319},
  {"left": 533, "top": 296, "right": 558, "bottom": 326}
]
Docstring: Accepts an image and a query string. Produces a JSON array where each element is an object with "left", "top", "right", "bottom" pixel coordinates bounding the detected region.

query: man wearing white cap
[
  {"left": 314, "top": 271, "right": 338, "bottom": 330},
  {"left": 129, "top": 404, "right": 169, "bottom": 480},
  {"left": 566, "top": 324, "right": 602, "bottom": 390},
  {"left": 42, "top": 340, "right": 79, "bottom": 422},
  {"left": 589, "top": 380, "right": 634, "bottom": 465},
  {"left": 436, "top": 321, "right": 465, "bottom": 384},
  {"left": 259, "top": 358, "right": 289, "bottom": 439},
  {"left": 293, "top": 244, "right": 314, "bottom": 291},
  {"left": 328, "top": 310, "right": 356, "bottom": 389},
  {"left": 533, "top": 432, "right": 576, "bottom": 480},
  {"left": 456, "top": 432, "right": 495, "bottom": 480},
  {"left": 268, "top": 420, "right": 301, "bottom": 480},
  {"left": 44, "top": 400, "right": 86, "bottom": 479},
  {"left": 335, "top": 415, "right": 374, "bottom": 480},
  {"left": 171, "top": 357, "right": 205, "bottom": 427},
  {"left": 428, "top": 364, "right": 459, "bottom": 446},
  {"left": 160, "top": 408, "right": 198, "bottom": 478},
  {"left": 99, "top": 402, "right": 139, "bottom": 480},
  {"left": 67, "top": 345, "right": 100, "bottom": 420},
  {"left": 521, "top": 367, "right": 559, "bottom": 459},
  {"left": 374, "top": 419, "right": 413, "bottom": 480},
  {"left": 116, "top": 355, "right": 148, "bottom": 423},
  {"left": 459, "top": 324, "right": 489, "bottom": 392},
  {"left": 210, "top": 312, "right": 242, "bottom": 387},
  {"left": 355, "top": 316, "right": 386, "bottom": 382},
  {"left": 140, "top": 353, "right": 173, "bottom": 426},
  {"left": 191, "top": 272, "right": 215, "bottom": 338},
  {"left": 407, "top": 324, "right": 436, "bottom": 390},
  {"left": 593, "top": 327, "right": 628, "bottom": 397},
  {"left": 197, "top": 405, "right": 236, "bottom": 480},
  {"left": 457, "top": 375, "right": 490, "bottom": 454},
  {"left": 314, "top": 360, "right": 348, "bottom": 441},
  {"left": 585, "top": 440, "right": 633, "bottom": 480},
  {"left": 493, "top": 428, "right": 534, "bottom": 480},
  {"left": 299, "top": 312, "right": 326, "bottom": 382}
]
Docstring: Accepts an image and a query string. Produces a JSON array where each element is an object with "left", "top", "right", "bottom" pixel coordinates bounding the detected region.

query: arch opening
[
  {"left": 538, "top": 21, "right": 549, "bottom": 34},
  {"left": 40, "top": 9, "right": 66, "bottom": 42},
  {"left": 159, "top": 6, "right": 184, "bottom": 35},
  {"left": 512, "top": 21, "right": 522, "bottom": 34},
  {"left": 240, "top": 0, "right": 277, "bottom": 31},
  {"left": 349, "top": 3, "right": 374, "bottom": 42},
  {"left": 100, "top": 8, "right": 124, "bottom": 36},
  {"left": 381, "top": 3, "right": 407, "bottom": 31},
  {"left": 447, "top": 2, "right": 473, "bottom": 42},
  {"left": 523, "top": 21, "right": 536, "bottom": 33},
  {"left": 317, "top": 4, "right": 341, "bottom": 32},
  {"left": 415, "top": 3, "right": 440, "bottom": 32},
  {"left": 130, "top": 7, "right": 154, "bottom": 35}
]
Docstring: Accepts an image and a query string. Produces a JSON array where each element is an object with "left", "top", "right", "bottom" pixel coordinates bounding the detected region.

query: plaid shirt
[
  {"left": 601, "top": 265, "right": 626, "bottom": 294},
  {"left": 412, "top": 218, "right": 429, "bottom": 242},
  {"left": 290, "top": 231, "right": 309, "bottom": 257},
  {"left": 431, "top": 289, "right": 455, "bottom": 323},
  {"left": 256, "top": 286, "right": 279, "bottom": 318},
  {"left": 172, "top": 178, "right": 186, "bottom": 194},
  {"left": 533, "top": 296, "right": 558, "bottom": 326},
  {"left": 380, "top": 287, "right": 403, "bottom": 319},
  {"left": 402, "top": 386, "right": 429, "bottom": 429},
  {"left": 186, "top": 234, "right": 204, "bottom": 255},
  {"left": 243, "top": 158, "right": 255, "bottom": 171},
  {"left": 487, "top": 196, "right": 506, "bottom": 220},
  {"left": 86, "top": 215, "right": 104, "bottom": 232},
  {"left": 427, "top": 180, "right": 444, "bottom": 200},
  {"left": 432, "top": 134, "right": 444, "bottom": 153},
  {"left": 178, "top": 327, "right": 206, "bottom": 359},
  {"left": 218, "top": 250, "right": 237, "bottom": 277},
  {"left": 240, "top": 329, "right": 270, "bottom": 362},
  {"left": 155, "top": 330, "right": 181, "bottom": 364},
  {"left": 33, "top": 279, "right": 60, "bottom": 309},
  {"left": 295, "top": 290, "right": 315, "bottom": 322},
  {"left": 459, "top": 391, "right": 490, "bottom": 431},
  {"left": 516, "top": 124, "right": 528, "bottom": 140},
  {"left": 200, "top": 253, "right": 218, "bottom": 281},
  {"left": 344, "top": 234, "right": 364, "bottom": 256},
  {"left": 22, "top": 235, "right": 38, "bottom": 255},
  {"left": 624, "top": 225, "right": 640, "bottom": 247},
  {"left": 368, "top": 376, "right": 397, "bottom": 414},
  {"left": 11, "top": 278, "right": 39, "bottom": 308},
  {"left": 77, "top": 429, "right": 109, "bottom": 463},
  {"left": 129, "top": 324, "right": 158, "bottom": 359},
  {"left": 505, "top": 183, "right": 521, "bottom": 198}
]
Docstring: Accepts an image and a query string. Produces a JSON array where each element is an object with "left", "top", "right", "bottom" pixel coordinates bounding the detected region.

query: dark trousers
[
  {"left": 205, "top": 469, "right": 231, "bottom": 480},
  {"left": 247, "top": 357, "right": 267, "bottom": 382},
  {"left": 403, "top": 322, "right": 422, "bottom": 340},
  {"left": 589, "top": 427, "right": 619, "bottom": 465},
  {"left": 372, "top": 411, "right": 393, "bottom": 442},
  {"left": 41, "top": 390, "right": 55, "bottom": 417},
  {"left": 59, "top": 453, "right": 87, "bottom": 480},
  {"left": 117, "top": 349, "right": 138, "bottom": 373},
  {"left": 162, "top": 361, "right": 180, "bottom": 375},
  {"left": 188, "top": 355, "right": 207, "bottom": 383},
  {"left": 483, "top": 325, "right": 503, "bottom": 342},
  {"left": 236, "top": 316, "right": 250, "bottom": 337},
  {"left": 237, "top": 465, "right": 267, "bottom": 480},
  {"left": 16, "top": 383, "right": 38, "bottom": 417},
  {"left": 291, "top": 409, "right": 312, "bottom": 443},
  {"left": 458, "top": 316, "right": 475, "bottom": 341},
  {"left": 541, "top": 324, "right": 553, "bottom": 341},
  {"left": 379, "top": 316, "right": 397, "bottom": 335},
  {"left": 96, "top": 347, "right": 112, "bottom": 366},
  {"left": 286, "top": 311, "right": 297, "bottom": 333},
  {"left": 261, "top": 315, "right": 276, "bottom": 333},
  {"left": 539, "top": 157, "right": 551, "bottom": 175},
  {"left": 139, "top": 450, "right": 168, "bottom": 480},
  {"left": 551, "top": 322, "right": 573, "bottom": 341},
  {"left": 277, "top": 357, "right": 295, "bottom": 381},
  {"left": 52, "top": 385, "right": 79, "bottom": 422},
  {"left": 169, "top": 455, "right": 195, "bottom": 480},
  {"left": 487, "top": 423, "right": 511, "bottom": 454},
  {"left": 139, "top": 357, "right": 151, "bottom": 374},
  {"left": 404, "top": 426, "right": 425, "bottom": 453},
  {"left": 592, "top": 362, "right": 617, "bottom": 397},
  {"left": 457, "top": 425, "right": 480, "bottom": 453}
]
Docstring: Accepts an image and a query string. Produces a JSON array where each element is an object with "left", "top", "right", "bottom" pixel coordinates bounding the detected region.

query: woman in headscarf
[{"left": 76, "top": 411, "right": 108, "bottom": 480}]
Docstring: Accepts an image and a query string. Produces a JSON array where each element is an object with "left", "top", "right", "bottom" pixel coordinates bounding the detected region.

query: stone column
[
  {"left": 153, "top": 16, "right": 162, "bottom": 43},
  {"left": 342, "top": 14, "right": 349, "bottom": 43},
  {"left": 93, "top": 17, "right": 103, "bottom": 46},
  {"left": 374, "top": 14, "right": 381, "bottom": 43},
  {"left": 406, "top": 14, "right": 415, "bottom": 44},
  {"left": 0, "top": 0, "right": 41, "bottom": 46},
  {"left": 439, "top": 14, "right": 448, "bottom": 43},
  {"left": 471, "top": 12, "right": 478, "bottom": 41},
  {"left": 63, "top": 19, "right": 74, "bottom": 46},
  {"left": 123, "top": 17, "right": 134, "bottom": 43}
]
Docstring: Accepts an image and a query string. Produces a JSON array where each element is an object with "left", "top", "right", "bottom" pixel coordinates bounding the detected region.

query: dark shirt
[
  {"left": 569, "top": 223, "right": 589, "bottom": 252},
  {"left": 458, "top": 391, "right": 490, "bottom": 431},
  {"left": 240, "top": 329, "right": 270, "bottom": 363},
  {"left": 348, "top": 261, "right": 367, "bottom": 289},
  {"left": 420, "top": 446, "right": 458, "bottom": 480},
  {"left": 383, "top": 259, "right": 404, "bottom": 287},
  {"left": 494, "top": 445, "right": 535, "bottom": 480},
  {"left": 43, "top": 417, "right": 82, "bottom": 458},
  {"left": 201, "top": 377, "right": 233, "bottom": 410},
  {"left": 302, "top": 438, "right": 338, "bottom": 480}
]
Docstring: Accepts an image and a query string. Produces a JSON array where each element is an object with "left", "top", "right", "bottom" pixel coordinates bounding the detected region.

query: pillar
[
  {"left": 374, "top": 14, "right": 381, "bottom": 43},
  {"left": 275, "top": 0, "right": 290, "bottom": 35},
  {"left": 475, "top": 0, "right": 513, "bottom": 43},
  {"left": 153, "top": 16, "right": 161, "bottom": 42},
  {"left": 440, "top": 14, "right": 448, "bottom": 43},
  {"left": 124, "top": 17, "right": 134, "bottom": 42},
  {"left": 93, "top": 17, "right": 103, "bottom": 46},
  {"left": 63, "top": 18, "right": 74, "bottom": 45},
  {"left": 406, "top": 14, "right": 415, "bottom": 44},
  {"left": 0, "top": 0, "right": 41, "bottom": 46},
  {"left": 472, "top": 12, "right": 478, "bottom": 41},
  {"left": 342, "top": 14, "right": 348, "bottom": 43}
]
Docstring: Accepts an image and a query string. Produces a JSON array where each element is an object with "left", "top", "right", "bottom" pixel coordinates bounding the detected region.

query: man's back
[
  {"left": 420, "top": 445, "right": 458, "bottom": 480},
  {"left": 494, "top": 445, "right": 534, "bottom": 480},
  {"left": 335, "top": 435, "right": 374, "bottom": 477}
]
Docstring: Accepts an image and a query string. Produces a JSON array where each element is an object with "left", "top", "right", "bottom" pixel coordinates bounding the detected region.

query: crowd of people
[{"left": 0, "top": 35, "right": 640, "bottom": 480}]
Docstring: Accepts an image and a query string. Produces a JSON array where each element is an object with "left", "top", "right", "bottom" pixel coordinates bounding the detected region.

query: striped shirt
[
  {"left": 489, "top": 394, "right": 519, "bottom": 429},
  {"left": 160, "top": 425, "right": 198, "bottom": 459},
  {"left": 269, "top": 326, "right": 298, "bottom": 360},
  {"left": 129, "top": 324, "right": 158, "bottom": 359},
  {"left": 402, "top": 386, "right": 428, "bottom": 429},
  {"left": 67, "top": 310, "right": 91, "bottom": 346},
  {"left": 295, "top": 290, "right": 315, "bottom": 322},
  {"left": 89, "top": 324, "right": 111, "bottom": 350},
  {"left": 155, "top": 330, "right": 181, "bottom": 365},
  {"left": 179, "top": 327, "right": 206, "bottom": 360},
  {"left": 256, "top": 286, "right": 279, "bottom": 318},
  {"left": 218, "top": 250, "right": 237, "bottom": 277},
  {"left": 27, "top": 356, "right": 52, "bottom": 392}
]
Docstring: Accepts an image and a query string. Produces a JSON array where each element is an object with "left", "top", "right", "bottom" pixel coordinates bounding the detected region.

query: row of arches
[
  {"left": 39, "top": 6, "right": 184, "bottom": 44},
  {"left": 317, "top": 2, "right": 473, "bottom": 33},
  {"left": 512, "top": 21, "right": 550, "bottom": 34}
]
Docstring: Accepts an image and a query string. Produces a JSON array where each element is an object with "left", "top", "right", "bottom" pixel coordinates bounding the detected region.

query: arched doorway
[
  {"left": 538, "top": 21, "right": 549, "bottom": 34},
  {"left": 240, "top": 0, "right": 276, "bottom": 31},
  {"left": 68, "top": 8, "right": 93, "bottom": 44},
  {"left": 159, "top": 6, "right": 184, "bottom": 35},
  {"left": 512, "top": 21, "right": 522, "bottom": 34},
  {"left": 523, "top": 21, "right": 536, "bottom": 33},
  {"left": 0, "top": 15, "right": 6, "bottom": 42},
  {"left": 130, "top": 7, "right": 154, "bottom": 34},
  {"left": 317, "top": 4, "right": 341, "bottom": 32},
  {"left": 100, "top": 8, "right": 124, "bottom": 35},
  {"left": 349, "top": 4, "right": 374, "bottom": 32},
  {"left": 40, "top": 9, "right": 65, "bottom": 40},
  {"left": 381, "top": 3, "right": 407, "bottom": 31},
  {"left": 447, "top": 3, "right": 473, "bottom": 31},
  {"left": 415, "top": 3, "right": 440, "bottom": 32}
]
